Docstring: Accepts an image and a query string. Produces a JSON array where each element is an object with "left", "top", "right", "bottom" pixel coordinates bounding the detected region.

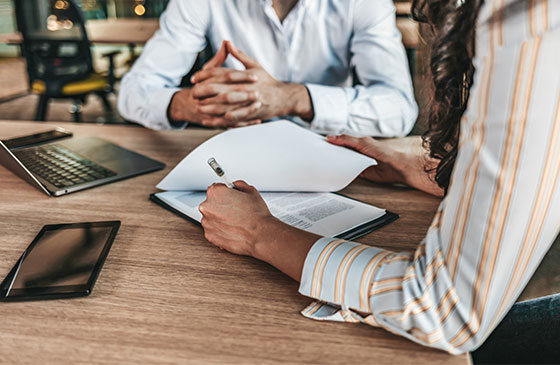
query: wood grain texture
[{"left": 0, "top": 121, "right": 468, "bottom": 364}]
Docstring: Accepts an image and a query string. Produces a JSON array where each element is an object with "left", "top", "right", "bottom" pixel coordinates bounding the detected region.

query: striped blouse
[{"left": 298, "top": 0, "right": 560, "bottom": 354}]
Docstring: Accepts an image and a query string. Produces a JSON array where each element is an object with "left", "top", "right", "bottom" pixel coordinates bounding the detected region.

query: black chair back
[{"left": 14, "top": 0, "right": 94, "bottom": 94}]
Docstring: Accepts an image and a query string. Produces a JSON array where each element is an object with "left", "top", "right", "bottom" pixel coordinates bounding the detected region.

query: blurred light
[
  {"left": 84, "top": 0, "right": 97, "bottom": 9},
  {"left": 63, "top": 20, "right": 74, "bottom": 29},
  {"left": 54, "top": 0, "right": 69, "bottom": 10},
  {"left": 134, "top": 4, "right": 146, "bottom": 16},
  {"left": 46, "top": 15, "right": 74, "bottom": 31},
  {"left": 47, "top": 14, "right": 59, "bottom": 31}
]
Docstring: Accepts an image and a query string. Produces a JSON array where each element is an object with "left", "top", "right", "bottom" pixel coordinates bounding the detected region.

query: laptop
[{"left": 0, "top": 129, "right": 165, "bottom": 196}]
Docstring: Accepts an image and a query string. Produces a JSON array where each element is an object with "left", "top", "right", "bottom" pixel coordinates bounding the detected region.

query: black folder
[{"left": 150, "top": 193, "right": 398, "bottom": 241}]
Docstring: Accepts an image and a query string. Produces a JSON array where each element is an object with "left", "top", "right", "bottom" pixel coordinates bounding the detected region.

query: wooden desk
[
  {"left": 0, "top": 19, "right": 159, "bottom": 45},
  {"left": 0, "top": 120, "right": 468, "bottom": 364}
]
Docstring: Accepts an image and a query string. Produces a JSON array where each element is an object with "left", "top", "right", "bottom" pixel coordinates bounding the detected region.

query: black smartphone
[
  {"left": 2, "top": 128, "right": 73, "bottom": 150},
  {"left": 0, "top": 221, "right": 120, "bottom": 301}
]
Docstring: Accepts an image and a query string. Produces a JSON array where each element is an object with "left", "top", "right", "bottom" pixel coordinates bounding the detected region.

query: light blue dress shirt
[{"left": 118, "top": 0, "right": 418, "bottom": 136}]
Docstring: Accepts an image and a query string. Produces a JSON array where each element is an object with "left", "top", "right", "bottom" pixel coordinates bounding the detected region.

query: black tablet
[{"left": 0, "top": 221, "right": 120, "bottom": 301}]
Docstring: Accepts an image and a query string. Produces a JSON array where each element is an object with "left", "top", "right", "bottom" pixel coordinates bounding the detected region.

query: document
[
  {"left": 156, "top": 121, "right": 376, "bottom": 192},
  {"left": 153, "top": 121, "right": 397, "bottom": 239},
  {"left": 153, "top": 191, "right": 387, "bottom": 237}
]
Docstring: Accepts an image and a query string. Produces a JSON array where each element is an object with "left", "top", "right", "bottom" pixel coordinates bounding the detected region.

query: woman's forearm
[
  {"left": 252, "top": 218, "right": 321, "bottom": 281},
  {"left": 400, "top": 156, "right": 445, "bottom": 197},
  {"left": 387, "top": 136, "right": 444, "bottom": 197}
]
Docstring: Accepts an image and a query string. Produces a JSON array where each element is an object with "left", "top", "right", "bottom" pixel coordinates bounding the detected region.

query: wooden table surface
[
  {"left": 0, "top": 19, "right": 159, "bottom": 45},
  {"left": 0, "top": 120, "right": 469, "bottom": 364}
]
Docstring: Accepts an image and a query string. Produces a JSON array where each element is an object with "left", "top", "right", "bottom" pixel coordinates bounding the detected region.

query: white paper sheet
[
  {"left": 155, "top": 191, "right": 386, "bottom": 237},
  {"left": 156, "top": 121, "right": 376, "bottom": 192}
]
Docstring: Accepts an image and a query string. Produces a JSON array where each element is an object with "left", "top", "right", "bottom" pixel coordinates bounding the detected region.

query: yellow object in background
[{"left": 32, "top": 73, "right": 108, "bottom": 95}]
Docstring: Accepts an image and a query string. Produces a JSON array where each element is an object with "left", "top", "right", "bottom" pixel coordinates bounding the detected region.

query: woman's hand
[
  {"left": 198, "top": 181, "right": 275, "bottom": 256},
  {"left": 327, "top": 135, "right": 444, "bottom": 197},
  {"left": 199, "top": 180, "right": 321, "bottom": 281}
]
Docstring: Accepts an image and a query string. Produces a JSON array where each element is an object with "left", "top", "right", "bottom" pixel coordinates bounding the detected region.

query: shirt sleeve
[
  {"left": 306, "top": 0, "right": 418, "bottom": 137},
  {"left": 299, "top": 4, "right": 560, "bottom": 354},
  {"left": 117, "top": 0, "right": 209, "bottom": 130}
]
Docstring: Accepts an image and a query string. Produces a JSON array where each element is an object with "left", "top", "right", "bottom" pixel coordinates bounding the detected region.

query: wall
[{"left": 0, "top": 0, "right": 17, "bottom": 57}]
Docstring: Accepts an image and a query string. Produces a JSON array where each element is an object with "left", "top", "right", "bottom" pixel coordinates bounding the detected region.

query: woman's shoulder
[{"left": 477, "top": 0, "right": 560, "bottom": 51}]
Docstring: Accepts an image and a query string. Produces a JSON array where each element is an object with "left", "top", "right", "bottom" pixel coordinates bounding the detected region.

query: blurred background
[{"left": 0, "top": 0, "right": 430, "bottom": 134}]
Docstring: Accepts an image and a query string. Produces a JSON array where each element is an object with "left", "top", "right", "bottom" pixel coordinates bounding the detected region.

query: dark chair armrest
[
  {"left": 101, "top": 50, "right": 121, "bottom": 58},
  {"left": 101, "top": 50, "right": 121, "bottom": 88}
]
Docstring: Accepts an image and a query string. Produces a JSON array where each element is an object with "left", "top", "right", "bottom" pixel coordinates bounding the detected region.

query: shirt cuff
[
  {"left": 299, "top": 237, "right": 387, "bottom": 312},
  {"left": 150, "top": 87, "right": 185, "bottom": 130},
  {"left": 305, "top": 84, "right": 349, "bottom": 133}
]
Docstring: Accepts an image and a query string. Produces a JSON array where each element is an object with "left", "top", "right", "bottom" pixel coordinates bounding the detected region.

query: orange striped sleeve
[{"left": 298, "top": 0, "right": 560, "bottom": 355}]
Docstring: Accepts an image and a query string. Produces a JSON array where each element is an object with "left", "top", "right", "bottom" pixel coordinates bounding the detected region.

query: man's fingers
[
  {"left": 200, "top": 72, "right": 258, "bottom": 85},
  {"left": 192, "top": 83, "right": 250, "bottom": 100},
  {"left": 192, "top": 69, "right": 258, "bottom": 84},
  {"left": 192, "top": 68, "right": 229, "bottom": 84},
  {"left": 201, "top": 116, "right": 240, "bottom": 128},
  {"left": 226, "top": 42, "right": 259, "bottom": 69},
  {"left": 199, "top": 91, "right": 258, "bottom": 106},
  {"left": 201, "top": 116, "right": 261, "bottom": 128},
  {"left": 197, "top": 103, "right": 237, "bottom": 116},
  {"left": 232, "top": 120, "right": 262, "bottom": 128},
  {"left": 197, "top": 100, "right": 253, "bottom": 116},
  {"left": 225, "top": 101, "right": 262, "bottom": 122},
  {"left": 201, "top": 40, "right": 230, "bottom": 71}
]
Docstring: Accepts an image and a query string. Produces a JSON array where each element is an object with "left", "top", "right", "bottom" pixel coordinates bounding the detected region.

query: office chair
[{"left": 14, "top": 0, "right": 119, "bottom": 122}]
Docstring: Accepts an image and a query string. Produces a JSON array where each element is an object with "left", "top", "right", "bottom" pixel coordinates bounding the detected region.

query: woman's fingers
[
  {"left": 326, "top": 134, "right": 361, "bottom": 148},
  {"left": 232, "top": 180, "right": 257, "bottom": 193},
  {"left": 326, "top": 135, "right": 401, "bottom": 170},
  {"left": 326, "top": 134, "right": 380, "bottom": 154}
]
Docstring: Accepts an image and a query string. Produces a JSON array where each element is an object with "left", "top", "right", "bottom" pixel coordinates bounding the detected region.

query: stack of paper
[{"left": 152, "top": 121, "right": 397, "bottom": 239}]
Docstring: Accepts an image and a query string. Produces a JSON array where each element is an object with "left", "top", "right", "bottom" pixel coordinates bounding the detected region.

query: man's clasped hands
[{"left": 168, "top": 40, "right": 314, "bottom": 128}]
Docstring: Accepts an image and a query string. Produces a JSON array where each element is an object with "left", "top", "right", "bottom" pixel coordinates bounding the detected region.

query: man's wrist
[
  {"left": 168, "top": 88, "right": 199, "bottom": 124},
  {"left": 167, "top": 91, "right": 183, "bottom": 125},
  {"left": 280, "top": 83, "right": 315, "bottom": 121}
]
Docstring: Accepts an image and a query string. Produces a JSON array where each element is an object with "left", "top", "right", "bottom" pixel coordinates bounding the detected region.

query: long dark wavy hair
[{"left": 411, "top": 0, "right": 484, "bottom": 192}]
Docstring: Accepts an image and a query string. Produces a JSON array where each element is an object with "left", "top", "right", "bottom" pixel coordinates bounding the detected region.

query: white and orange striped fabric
[{"left": 298, "top": 0, "right": 560, "bottom": 354}]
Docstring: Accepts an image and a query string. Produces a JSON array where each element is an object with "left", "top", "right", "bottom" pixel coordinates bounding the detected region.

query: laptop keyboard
[{"left": 15, "top": 144, "right": 117, "bottom": 189}]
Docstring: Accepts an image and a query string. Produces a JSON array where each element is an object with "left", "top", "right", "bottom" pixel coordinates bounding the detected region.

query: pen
[{"left": 207, "top": 157, "right": 234, "bottom": 188}]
